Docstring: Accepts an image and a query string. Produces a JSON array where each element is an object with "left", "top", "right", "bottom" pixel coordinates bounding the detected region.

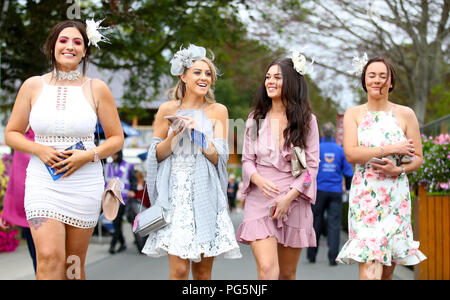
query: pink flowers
[
  {"left": 437, "top": 133, "right": 449, "bottom": 145},
  {"left": 361, "top": 210, "right": 378, "bottom": 226},
  {"left": 399, "top": 200, "right": 410, "bottom": 216},
  {"left": 0, "top": 229, "right": 20, "bottom": 253},
  {"left": 378, "top": 187, "right": 391, "bottom": 208},
  {"left": 359, "top": 115, "right": 376, "bottom": 130},
  {"left": 410, "top": 133, "right": 449, "bottom": 192},
  {"left": 360, "top": 192, "right": 378, "bottom": 211},
  {"left": 353, "top": 172, "right": 363, "bottom": 185}
]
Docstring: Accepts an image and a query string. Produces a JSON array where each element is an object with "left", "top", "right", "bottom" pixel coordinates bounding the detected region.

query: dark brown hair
[
  {"left": 43, "top": 20, "right": 91, "bottom": 76},
  {"left": 251, "top": 58, "right": 312, "bottom": 149},
  {"left": 361, "top": 57, "right": 396, "bottom": 94}
]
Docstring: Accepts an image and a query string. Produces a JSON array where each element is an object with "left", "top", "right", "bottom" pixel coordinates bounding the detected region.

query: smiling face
[
  {"left": 265, "top": 64, "right": 283, "bottom": 100},
  {"left": 54, "top": 27, "right": 86, "bottom": 71},
  {"left": 180, "top": 60, "right": 213, "bottom": 98},
  {"left": 364, "top": 61, "right": 392, "bottom": 99}
]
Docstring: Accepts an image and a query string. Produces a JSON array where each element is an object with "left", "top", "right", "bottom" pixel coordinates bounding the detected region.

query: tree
[
  {"left": 247, "top": 0, "right": 449, "bottom": 125},
  {"left": 0, "top": 1, "right": 246, "bottom": 106},
  {"left": 0, "top": 0, "right": 341, "bottom": 127}
]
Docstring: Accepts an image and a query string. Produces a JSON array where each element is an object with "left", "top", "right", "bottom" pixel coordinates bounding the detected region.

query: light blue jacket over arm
[{"left": 145, "top": 136, "right": 229, "bottom": 243}]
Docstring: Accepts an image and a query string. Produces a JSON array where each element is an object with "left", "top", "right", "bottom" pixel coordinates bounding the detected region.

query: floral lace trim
[
  {"left": 26, "top": 209, "right": 97, "bottom": 229},
  {"left": 142, "top": 156, "right": 241, "bottom": 262},
  {"left": 35, "top": 134, "right": 94, "bottom": 144}
]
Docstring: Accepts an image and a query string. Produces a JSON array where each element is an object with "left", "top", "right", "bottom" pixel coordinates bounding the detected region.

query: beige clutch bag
[
  {"left": 102, "top": 178, "right": 125, "bottom": 221},
  {"left": 291, "top": 146, "right": 307, "bottom": 177}
]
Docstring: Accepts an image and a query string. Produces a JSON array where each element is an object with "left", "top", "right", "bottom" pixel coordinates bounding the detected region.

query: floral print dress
[{"left": 336, "top": 105, "right": 426, "bottom": 266}]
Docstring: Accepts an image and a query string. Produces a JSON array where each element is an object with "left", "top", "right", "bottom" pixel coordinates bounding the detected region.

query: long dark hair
[
  {"left": 251, "top": 58, "right": 312, "bottom": 149},
  {"left": 43, "top": 20, "right": 91, "bottom": 77}
]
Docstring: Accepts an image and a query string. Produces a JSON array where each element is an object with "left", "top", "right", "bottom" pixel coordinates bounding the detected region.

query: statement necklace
[{"left": 54, "top": 69, "right": 81, "bottom": 81}]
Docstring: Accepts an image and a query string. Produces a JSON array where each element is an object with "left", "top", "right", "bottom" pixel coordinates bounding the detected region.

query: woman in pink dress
[
  {"left": 236, "top": 56, "right": 320, "bottom": 280},
  {"left": 0, "top": 127, "right": 36, "bottom": 271}
]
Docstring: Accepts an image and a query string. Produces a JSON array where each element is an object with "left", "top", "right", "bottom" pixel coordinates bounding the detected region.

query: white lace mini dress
[
  {"left": 142, "top": 107, "right": 242, "bottom": 262},
  {"left": 24, "top": 77, "right": 104, "bottom": 228}
]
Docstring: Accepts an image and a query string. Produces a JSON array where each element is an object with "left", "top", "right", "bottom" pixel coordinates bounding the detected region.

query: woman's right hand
[
  {"left": 170, "top": 118, "right": 188, "bottom": 135},
  {"left": 0, "top": 216, "right": 9, "bottom": 229},
  {"left": 386, "top": 139, "right": 415, "bottom": 157},
  {"left": 253, "top": 174, "right": 280, "bottom": 199},
  {"left": 34, "top": 144, "right": 69, "bottom": 168}
]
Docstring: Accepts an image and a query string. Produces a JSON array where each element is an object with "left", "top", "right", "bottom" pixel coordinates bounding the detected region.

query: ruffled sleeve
[
  {"left": 289, "top": 115, "right": 320, "bottom": 204},
  {"left": 241, "top": 115, "right": 258, "bottom": 197}
]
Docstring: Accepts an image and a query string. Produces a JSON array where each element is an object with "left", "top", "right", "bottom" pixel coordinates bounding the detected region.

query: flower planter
[{"left": 414, "top": 185, "right": 450, "bottom": 280}]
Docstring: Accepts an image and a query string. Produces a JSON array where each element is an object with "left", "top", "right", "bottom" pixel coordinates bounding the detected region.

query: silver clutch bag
[
  {"left": 133, "top": 204, "right": 169, "bottom": 237},
  {"left": 291, "top": 146, "right": 307, "bottom": 177}
]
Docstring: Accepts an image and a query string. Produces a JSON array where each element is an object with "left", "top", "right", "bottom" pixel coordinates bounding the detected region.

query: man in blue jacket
[{"left": 307, "top": 122, "right": 353, "bottom": 266}]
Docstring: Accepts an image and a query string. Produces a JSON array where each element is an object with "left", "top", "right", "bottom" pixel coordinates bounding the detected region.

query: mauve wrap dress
[{"left": 236, "top": 113, "right": 320, "bottom": 248}]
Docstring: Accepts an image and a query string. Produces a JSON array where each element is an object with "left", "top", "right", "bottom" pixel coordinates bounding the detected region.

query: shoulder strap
[
  {"left": 138, "top": 181, "right": 148, "bottom": 213},
  {"left": 90, "top": 79, "right": 103, "bottom": 169}
]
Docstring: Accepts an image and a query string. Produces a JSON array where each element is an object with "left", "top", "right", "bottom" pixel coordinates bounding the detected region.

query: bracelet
[
  {"left": 400, "top": 165, "right": 406, "bottom": 177},
  {"left": 92, "top": 148, "right": 100, "bottom": 162},
  {"left": 380, "top": 146, "right": 384, "bottom": 159}
]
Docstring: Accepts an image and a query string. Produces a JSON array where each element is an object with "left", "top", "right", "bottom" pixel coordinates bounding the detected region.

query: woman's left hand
[
  {"left": 371, "top": 158, "right": 402, "bottom": 176},
  {"left": 52, "top": 149, "right": 93, "bottom": 178},
  {"left": 272, "top": 194, "right": 293, "bottom": 220}
]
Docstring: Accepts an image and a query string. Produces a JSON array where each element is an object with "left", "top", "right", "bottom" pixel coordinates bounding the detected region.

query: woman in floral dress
[{"left": 336, "top": 57, "right": 426, "bottom": 280}]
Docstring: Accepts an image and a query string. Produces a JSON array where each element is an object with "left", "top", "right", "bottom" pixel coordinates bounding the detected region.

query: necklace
[{"left": 54, "top": 69, "right": 81, "bottom": 81}]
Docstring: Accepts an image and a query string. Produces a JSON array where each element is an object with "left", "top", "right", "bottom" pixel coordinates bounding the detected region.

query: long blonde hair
[{"left": 170, "top": 57, "right": 218, "bottom": 104}]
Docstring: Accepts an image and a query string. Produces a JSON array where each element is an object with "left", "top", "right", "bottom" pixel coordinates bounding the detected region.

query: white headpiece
[
  {"left": 348, "top": 52, "right": 369, "bottom": 75},
  {"left": 170, "top": 44, "right": 207, "bottom": 76},
  {"left": 291, "top": 49, "right": 314, "bottom": 76},
  {"left": 86, "top": 18, "right": 110, "bottom": 49}
]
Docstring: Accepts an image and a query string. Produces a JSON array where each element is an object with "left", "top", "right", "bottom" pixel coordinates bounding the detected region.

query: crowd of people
[{"left": 0, "top": 19, "right": 427, "bottom": 280}]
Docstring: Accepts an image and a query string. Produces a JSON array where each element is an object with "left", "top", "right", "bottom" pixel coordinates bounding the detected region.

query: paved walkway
[{"left": 0, "top": 209, "right": 414, "bottom": 280}]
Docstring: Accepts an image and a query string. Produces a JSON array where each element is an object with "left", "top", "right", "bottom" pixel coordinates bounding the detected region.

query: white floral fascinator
[
  {"left": 348, "top": 52, "right": 369, "bottom": 75},
  {"left": 291, "top": 49, "right": 314, "bottom": 76},
  {"left": 170, "top": 44, "right": 207, "bottom": 76},
  {"left": 86, "top": 18, "right": 110, "bottom": 49}
]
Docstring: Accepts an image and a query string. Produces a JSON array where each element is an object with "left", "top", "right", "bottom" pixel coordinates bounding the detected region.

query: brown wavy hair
[
  {"left": 361, "top": 56, "right": 396, "bottom": 95},
  {"left": 43, "top": 20, "right": 91, "bottom": 77},
  {"left": 251, "top": 58, "right": 312, "bottom": 149}
]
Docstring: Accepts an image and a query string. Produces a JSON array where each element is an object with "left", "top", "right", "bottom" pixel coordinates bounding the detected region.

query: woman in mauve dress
[{"left": 236, "top": 56, "right": 320, "bottom": 280}]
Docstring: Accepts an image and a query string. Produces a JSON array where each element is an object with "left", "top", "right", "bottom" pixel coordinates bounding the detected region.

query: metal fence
[{"left": 420, "top": 114, "right": 449, "bottom": 137}]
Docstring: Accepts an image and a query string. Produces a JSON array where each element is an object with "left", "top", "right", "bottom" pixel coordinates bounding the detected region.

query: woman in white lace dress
[
  {"left": 5, "top": 20, "right": 123, "bottom": 279},
  {"left": 143, "top": 45, "right": 241, "bottom": 279}
]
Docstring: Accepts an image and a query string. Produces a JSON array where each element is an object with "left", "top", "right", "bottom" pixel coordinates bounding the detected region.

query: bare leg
[
  {"left": 250, "top": 237, "right": 279, "bottom": 280},
  {"left": 168, "top": 254, "right": 190, "bottom": 280},
  {"left": 278, "top": 245, "right": 302, "bottom": 280},
  {"left": 192, "top": 255, "right": 214, "bottom": 280},
  {"left": 381, "top": 264, "right": 396, "bottom": 280},
  {"left": 359, "top": 261, "right": 383, "bottom": 280},
  {"left": 65, "top": 225, "right": 95, "bottom": 280},
  {"left": 29, "top": 218, "right": 66, "bottom": 280}
]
